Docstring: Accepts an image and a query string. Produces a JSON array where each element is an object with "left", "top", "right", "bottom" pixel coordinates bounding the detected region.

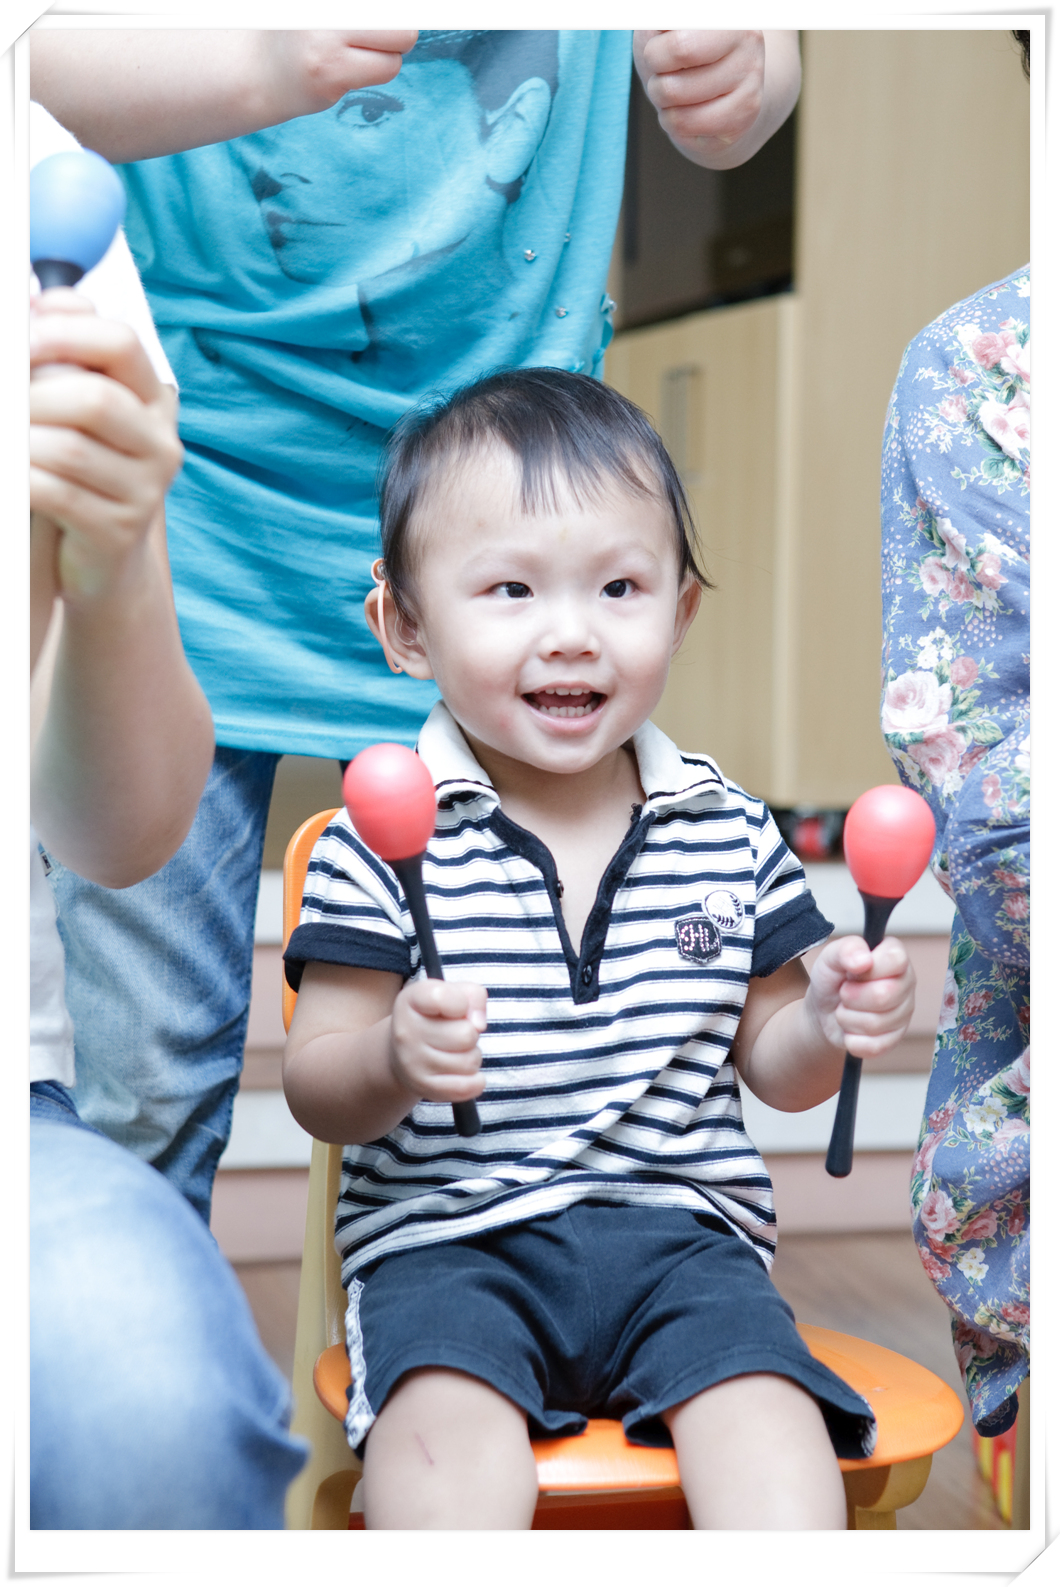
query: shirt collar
[{"left": 416, "top": 702, "right": 727, "bottom": 815}]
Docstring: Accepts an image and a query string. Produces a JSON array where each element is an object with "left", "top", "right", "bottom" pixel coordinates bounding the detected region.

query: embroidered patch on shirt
[
  {"left": 703, "top": 889, "right": 744, "bottom": 930},
  {"left": 675, "top": 915, "right": 723, "bottom": 963}
]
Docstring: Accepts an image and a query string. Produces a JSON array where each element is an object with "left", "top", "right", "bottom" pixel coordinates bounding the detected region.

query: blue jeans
[
  {"left": 30, "top": 1083, "right": 307, "bottom": 1527},
  {"left": 46, "top": 746, "right": 279, "bottom": 1223}
]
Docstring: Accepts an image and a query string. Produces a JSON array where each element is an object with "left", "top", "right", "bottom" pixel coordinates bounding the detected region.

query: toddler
[{"left": 283, "top": 369, "right": 917, "bottom": 1529}]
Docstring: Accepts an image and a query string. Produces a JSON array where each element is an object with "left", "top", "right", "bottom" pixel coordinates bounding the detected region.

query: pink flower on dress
[
  {"left": 993, "top": 868, "right": 1024, "bottom": 889},
  {"left": 950, "top": 656, "right": 979, "bottom": 689},
  {"left": 977, "top": 557, "right": 1007, "bottom": 597},
  {"left": 964, "top": 990, "right": 993, "bottom": 1016},
  {"left": 927, "top": 1099, "right": 958, "bottom": 1134},
  {"left": 1000, "top": 1301, "right": 1029, "bottom": 1326},
  {"left": 1006, "top": 1205, "right": 1026, "bottom": 1238},
  {"left": 962, "top": 1209, "right": 998, "bottom": 1242},
  {"left": 882, "top": 671, "right": 952, "bottom": 736},
  {"left": 971, "top": 332, "right": 1008, "bottom": 368},
  {"left": 1001, "top": 1049, "right": 1030, "bottom": 1096},
  {"left": 939, "top": 970, "right": 959, "bottom": 1031},
  {"left": 920, "top": 558, "right": 954, "bottom": 599},
  {"left": 949, "top": 569, "right": 976, "bottom": 604},
  {"left": 970, "top": 332, "right": 1006, "bottom": 367},
  {"left": 908, "top": 726, "right": 964, "bottom": 784},
  {"left": 938, "top": 520, "right": 970, "bottom": 568},
  {"left": 1003, "top": 893, "right": 1029, "bottom": 922},
  {"left": 999, "top": 337, "right": 1030, "bottom": 384},
  {"left": 940, "top": 395, "right": 968, "bottom": 423},
  {"left": 921, "top": 1188, "right": 960, "bottom": 1239},
  {"left": 991, "top": 1117, "right": 1029, "bottom": 1153},
  {"left": 980, "top": 394, "right": 1030, "bottom": 460},
  {"left": 959, "top": 1023, "right": 978, "bottom": 1042},
  {"left": 982, "top": 773, "right": 1002, "bottom": 807},
  {"left": 951, "top": 365, "right": 973, "bottom": 386},
  {"left": 919, "top": 1249, "right": 952, "bottom": 1284}
]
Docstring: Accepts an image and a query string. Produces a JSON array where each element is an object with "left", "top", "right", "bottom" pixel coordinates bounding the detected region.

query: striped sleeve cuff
[
  {"left": 284, "top": 923, "right": 413, "bottom": 991},
  {"left": 750, "top": 892, "right": 834, "bottom": 979}
]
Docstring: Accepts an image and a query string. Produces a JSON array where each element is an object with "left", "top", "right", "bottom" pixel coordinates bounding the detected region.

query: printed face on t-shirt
[{"left": 243, "top": 35, "right": 557, "bottom": 288}]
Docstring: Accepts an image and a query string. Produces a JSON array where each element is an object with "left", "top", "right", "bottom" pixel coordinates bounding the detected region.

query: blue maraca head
[{"left": 30, "top": 149, "right": 126, "bottom": 288}]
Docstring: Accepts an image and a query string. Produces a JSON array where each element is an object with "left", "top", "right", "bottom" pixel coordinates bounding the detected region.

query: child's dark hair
[{"left": 378, "top": 367, "right": 712, "bottom": 620}]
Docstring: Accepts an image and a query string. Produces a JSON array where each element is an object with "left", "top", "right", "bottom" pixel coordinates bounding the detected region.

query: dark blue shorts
[{"left": 345, "top": 1202, "right": 876, "bottom": 1460}]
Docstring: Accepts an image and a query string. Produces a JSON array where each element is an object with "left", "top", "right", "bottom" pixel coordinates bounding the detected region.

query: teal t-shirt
[{"left": 120, "top": 29, "right": 632, "bottom": 757}]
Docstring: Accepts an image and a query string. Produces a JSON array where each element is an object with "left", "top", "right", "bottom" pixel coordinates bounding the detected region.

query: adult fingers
[{"left": 30, "top": 313, "right": 165, "bottom": 408}]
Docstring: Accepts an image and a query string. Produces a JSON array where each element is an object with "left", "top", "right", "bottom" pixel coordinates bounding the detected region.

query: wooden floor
[{"left": 234, "top": 1229, "right": 1005, "bottom": 1532}]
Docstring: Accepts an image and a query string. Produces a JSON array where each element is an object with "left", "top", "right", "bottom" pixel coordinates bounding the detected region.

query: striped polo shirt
[{"left": 285, "top": 703, "right": 833, "bottom": 1286}]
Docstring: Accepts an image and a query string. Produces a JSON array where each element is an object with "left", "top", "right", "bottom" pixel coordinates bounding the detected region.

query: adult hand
[
  {"left": 255, "top": 30, "right": 419, "bottom": 120},
  {"left": 30, "top": 291, "right": 183, "bottom": 608},
  {"left": 633, "top": 30, "right": 800, "bottom": 170}
]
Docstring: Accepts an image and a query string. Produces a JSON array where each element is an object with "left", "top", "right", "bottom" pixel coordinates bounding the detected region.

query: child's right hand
[
  {"left": 29, "top": 291, "right": 183, "bottom": 608},
  {"left": 389, "top": 979, "right": 488, "bottom": 1106}
]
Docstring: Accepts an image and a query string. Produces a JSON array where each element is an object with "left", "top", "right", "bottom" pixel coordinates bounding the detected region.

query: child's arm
[
  {"left": 730, "top": 936, "right": 916, "bottom": 1113},
  {"left": 634, "top": 30, "right": 800, "bottom": 170},
  {"left": 284, "top": 963, "right": 487, "bottom": 1144},
  {"left": 30, "top": 292, "right": 214, "bottom": 888},
  {"left": 30, "top": 29, "right": 417, "bottom": 162}
]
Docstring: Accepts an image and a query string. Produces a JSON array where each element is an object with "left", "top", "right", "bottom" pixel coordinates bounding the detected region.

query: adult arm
[
  {"left": 30, "top": 297, "right": 214, "bottom": 888},
  {"left": 29, "top": 28, "right": 418, "bottom": 162},
  {"left": 634, "top": 30, "right": 800, "bottom": 170}
]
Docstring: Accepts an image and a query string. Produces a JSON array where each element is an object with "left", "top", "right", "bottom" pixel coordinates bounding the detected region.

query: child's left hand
[{"left": 804, "top": 936, "right": 916, "bottom": 1059}]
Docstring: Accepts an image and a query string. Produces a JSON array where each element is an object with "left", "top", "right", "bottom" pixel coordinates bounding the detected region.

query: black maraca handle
[
  {"left": 824, "top": 892, "right": 901, "bottom": 1178},
  {"left": 391, "top": 855, "right": 482, "bottom": 1138}
]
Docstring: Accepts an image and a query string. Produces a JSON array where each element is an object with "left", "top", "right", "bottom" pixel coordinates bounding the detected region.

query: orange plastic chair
[{"left": 281, "top": 811, "right": 965, "bottom": 1530}]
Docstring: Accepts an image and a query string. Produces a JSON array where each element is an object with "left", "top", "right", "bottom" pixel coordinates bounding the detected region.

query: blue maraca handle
[{"left": 30, "top": 150, "right": 126, "bottom": 289}]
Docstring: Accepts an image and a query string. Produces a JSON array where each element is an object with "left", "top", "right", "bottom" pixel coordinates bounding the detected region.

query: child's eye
[
  {"left": 603, "top": 579, "right": 631, "bottom": 598},
  {"left": 499, "top": 582, "right": 532, "bottom": 599}
]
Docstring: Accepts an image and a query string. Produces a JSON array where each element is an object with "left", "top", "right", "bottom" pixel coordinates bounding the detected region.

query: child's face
[{"left": 385, "top": 448, "right": 701, "bottom": 779}]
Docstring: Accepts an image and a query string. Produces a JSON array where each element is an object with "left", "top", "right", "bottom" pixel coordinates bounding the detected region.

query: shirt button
[{"left": 581, "top": 965, "right": 594, "bottom": 985}]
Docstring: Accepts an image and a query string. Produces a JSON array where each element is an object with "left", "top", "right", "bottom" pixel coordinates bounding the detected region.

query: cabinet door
[{"left": 606, "top": 294, "right": 794, "bottom": 800}]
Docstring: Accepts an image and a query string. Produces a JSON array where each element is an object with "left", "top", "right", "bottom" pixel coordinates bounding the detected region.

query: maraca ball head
[
  {"left": 844, "top": 784, "right": 936, "bottom": 900},
  {"left": 30, "top": 150, "right": 127, "bottom": 278},
  {"left": 343, "top": 744, "right": 437, "bottom": 861}
]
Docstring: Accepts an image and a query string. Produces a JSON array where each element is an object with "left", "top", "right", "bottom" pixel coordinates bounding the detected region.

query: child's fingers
[
  {"left": 30, "top": 312, "right": 166, "bottom": 408},
  {"left": 30, "top": 369, "right": 171, "bottom": 457},
  {"left": 406, "top": 979, "right": 487, "bottom": 1025},
  {"left": 414, "top": 1063, "right": 486, "bottom": 1106}
]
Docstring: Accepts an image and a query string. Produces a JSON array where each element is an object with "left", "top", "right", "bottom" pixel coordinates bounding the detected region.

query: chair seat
[{"left": 313, "top": 1320, "right": 963, "bottom": 1485}]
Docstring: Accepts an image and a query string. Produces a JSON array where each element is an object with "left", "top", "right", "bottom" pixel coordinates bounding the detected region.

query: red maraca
[
  {"left": 825, "top": 784, "right": 935, "bottom": 1178},
  {"left": 342, "top": 744, "right": 481, "bottom": 1138}
]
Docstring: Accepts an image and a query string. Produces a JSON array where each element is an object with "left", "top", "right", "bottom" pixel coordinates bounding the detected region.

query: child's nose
[{"left": 539, "top": 599, "right": 600, "bottom": 657}]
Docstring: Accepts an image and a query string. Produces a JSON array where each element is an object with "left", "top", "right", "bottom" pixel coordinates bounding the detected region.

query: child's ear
[
  {"left": 363, "top": 584, "right": 434, "bottom": 680},
  {"left": 671, "top": 577, "right": 702, "bottom": 655}
]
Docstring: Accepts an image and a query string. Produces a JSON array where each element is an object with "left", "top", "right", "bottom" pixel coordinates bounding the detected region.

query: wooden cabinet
[{"left": 606, "top": 30, "right": 1030, "bottom": 807}]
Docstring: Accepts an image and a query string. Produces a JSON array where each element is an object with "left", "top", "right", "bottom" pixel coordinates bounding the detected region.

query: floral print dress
[{"left": 880, "top": 267, "right": 1029, "bottom": 1436}]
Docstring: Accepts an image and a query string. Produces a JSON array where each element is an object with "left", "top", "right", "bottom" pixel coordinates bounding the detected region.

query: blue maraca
[{"left": 30, "top": 149, "right": 126, "bottom": 289}]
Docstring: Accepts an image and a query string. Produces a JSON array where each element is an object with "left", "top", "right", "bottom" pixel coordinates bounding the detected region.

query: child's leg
[
  {"left": 360, "top": 1367, "right": 539, "bottom": 1529},
  {"left": 664, "top": 1372, "right": 847, "bottom": 1529}
]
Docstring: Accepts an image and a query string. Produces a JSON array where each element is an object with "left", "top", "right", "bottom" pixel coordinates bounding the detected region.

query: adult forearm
[
  {"left": 30, "top": 28, "right": 414, "bottom": 163},
  {"left": 284, "top": 1019, "right": 419, "bottom": 1145},
  {"left": 31, "top": 30, "right": 287, "bottom": 161},
  {"left": 30, "top": 524, "right": 213, "bottom": 886}
]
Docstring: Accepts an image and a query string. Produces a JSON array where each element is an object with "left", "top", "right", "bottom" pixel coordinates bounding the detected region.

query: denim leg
[
  {"left": 30, "top": 1114, "right": 308, "bottom": 1528},
  {"left": 46, "top": 745, "right": 279, "bottom": 1223}
]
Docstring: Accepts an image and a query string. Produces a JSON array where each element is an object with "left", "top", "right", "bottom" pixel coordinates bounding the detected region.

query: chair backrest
[
  {"left": 283, "top": 808, "right": 347, "bottom": 1353},
  {"left": 282, "top": 808, "right": 340, "bottom": 1032}
]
